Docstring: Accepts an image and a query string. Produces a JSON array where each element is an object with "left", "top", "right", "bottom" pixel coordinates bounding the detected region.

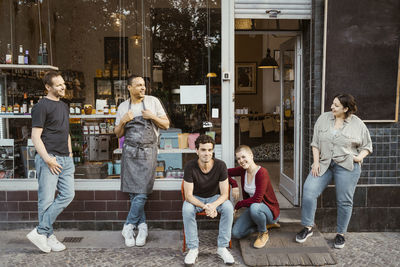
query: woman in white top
[{"left": 228, "top": 145, "right": 280, "bottom": 249}]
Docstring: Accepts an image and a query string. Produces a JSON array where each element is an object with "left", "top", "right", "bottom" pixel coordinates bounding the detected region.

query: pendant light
[
  {"left": 130, "top": 0, "right": 141, "bottom": 46},
  {"left": 258, "top": 34, "right": 278, "bottom": 69}
]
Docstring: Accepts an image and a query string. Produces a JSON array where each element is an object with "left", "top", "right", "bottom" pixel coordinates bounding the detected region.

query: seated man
[{"left": 182, "top": 134, "right": 235, "bottom": 266}]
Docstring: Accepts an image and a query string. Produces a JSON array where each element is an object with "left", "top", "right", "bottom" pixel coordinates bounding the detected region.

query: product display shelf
[
  {"left": 0, "top": 64, "right": 59, "bottom": 70},
  {"left": 113, "top": 148, "right": 196, "bottom": 154},
  {"left": 0, "top": 139, "right": 14, "bottom": 179},
  {"left": 0, "top": 114, "right": 117, "bottom": 119}
]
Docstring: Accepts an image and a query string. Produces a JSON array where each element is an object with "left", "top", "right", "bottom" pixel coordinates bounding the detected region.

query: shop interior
[
  {"left": 234, "top": 19, "right": 300, "bottom": 208},
  {"left": 0, "top": 0, "right": 222, "bottom": 180}
]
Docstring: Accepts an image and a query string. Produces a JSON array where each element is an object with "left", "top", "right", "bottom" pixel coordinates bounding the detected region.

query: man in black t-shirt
[
  {"left": 182, "top": 134, "right": 235, "bottom": 266},
  {"left": 26, "top": 71, "right": 75, "bottom": 253}
]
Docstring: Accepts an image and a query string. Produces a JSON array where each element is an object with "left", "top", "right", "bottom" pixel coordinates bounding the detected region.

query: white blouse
[{"left": 244, "top": 167, "right": 260, "bottom": 197}]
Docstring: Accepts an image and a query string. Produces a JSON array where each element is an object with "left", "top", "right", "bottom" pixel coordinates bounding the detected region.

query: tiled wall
[
  {"left": 0, "top": 190, "right": 185, "bottom": 230},
  {"left": 316, "top": 186, "right": 400, "bottom": 231},
  {"left": 360, "top": 124, "right": 400, "bottom": 184}
]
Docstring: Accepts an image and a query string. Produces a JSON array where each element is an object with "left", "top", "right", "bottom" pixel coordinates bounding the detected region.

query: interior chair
[{"left": 181, "top": 180, "right": 232, "bottom": 252}]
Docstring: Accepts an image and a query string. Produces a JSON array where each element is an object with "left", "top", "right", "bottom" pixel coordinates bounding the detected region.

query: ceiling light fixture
[{"left": 258, "top": 34, "right": 278, "bottom": 69}]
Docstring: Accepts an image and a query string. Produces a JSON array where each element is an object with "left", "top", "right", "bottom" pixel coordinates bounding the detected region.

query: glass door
[{"left": 279, "top": 36, "right": 301, "bottom": 205}]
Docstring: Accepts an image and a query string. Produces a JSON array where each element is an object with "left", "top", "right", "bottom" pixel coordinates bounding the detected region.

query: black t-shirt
[
  {"left": 183, "top": 158, "right": 228, "bottom": 198},
  {"left": 31, "top": 98, "right": 70, "bottom": 156}
]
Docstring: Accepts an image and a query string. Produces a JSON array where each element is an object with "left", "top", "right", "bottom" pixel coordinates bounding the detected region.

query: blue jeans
[
  {"left": 232, "top": 203, "right": 279, "bottom": 239},
  {"left": 125, "top": 193, "right": 147, "bottom": 226},
  {"left": 301, "top": 161, "right": 361, "bottom": 234},
  {"left": 182, "top": 194, "right": 234, "bottom": 249},
  {"left": 35, "top": 154, "right": 75, "bottom": 237}
]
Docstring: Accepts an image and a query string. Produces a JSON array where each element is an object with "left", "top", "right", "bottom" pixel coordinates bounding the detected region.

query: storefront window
[{"left": 0, "top": 0, "right": 221, "bottom": 181}]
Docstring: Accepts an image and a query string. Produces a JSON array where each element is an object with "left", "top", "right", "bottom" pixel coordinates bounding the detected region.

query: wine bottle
[
  {"left": 22, "top": 93, "right": 28, "bottom": 113},
  {"left": 24, "top": 50, "right": 30, "bottom": 64},
  {"left": 18, "top": 45, "right": 24, "bottom": 64},
  {"left": 42, "top": 43, "right": 48, "bottom": 65},
  {"left": 6, "top": 44, "right": 12, "bottom": 64},
  {"left": 37, "top": 43, "right": 43, "bottom": 65},
  {"left": 28, "top": 100, "right": 34, "bottom": 114}
]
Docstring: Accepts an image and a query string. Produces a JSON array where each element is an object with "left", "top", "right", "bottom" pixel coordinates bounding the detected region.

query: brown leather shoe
[
  {"left": 266, "top": 223, "right": 281, "bottom": 229},
  {"left": 253, "top": 231, "right": 269, "bottom": 248}
]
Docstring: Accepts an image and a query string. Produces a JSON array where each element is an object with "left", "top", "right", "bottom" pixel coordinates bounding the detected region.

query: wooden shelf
[
  {"left": 0, "top": 64, "right": 59, "bottom": 70},
  {"left": 0, "top": 114, "right": 116, "bottom": 119},
  {"left": 70, "top": 114, "right": 117, "bottom": 119},
  {"left": 113, "top": 148, "right": 196, "bottom": 154}
]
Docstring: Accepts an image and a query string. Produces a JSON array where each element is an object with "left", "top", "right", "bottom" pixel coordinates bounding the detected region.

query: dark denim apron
[{"left": 120, "top": 100, "right": 158, "bottom": 193}]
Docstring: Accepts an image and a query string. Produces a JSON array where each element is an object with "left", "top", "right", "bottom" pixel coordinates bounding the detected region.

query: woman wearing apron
[{"left": 114, "top": 76, "right": 169, "bottom": 247}]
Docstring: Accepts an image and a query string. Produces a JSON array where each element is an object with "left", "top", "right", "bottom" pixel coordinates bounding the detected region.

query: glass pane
[
  {"left": 0, "top": 0, "right": 221, "bottom": 178},
  {"left": 281, "top": 48, "right": 295, "bottom": 179}
]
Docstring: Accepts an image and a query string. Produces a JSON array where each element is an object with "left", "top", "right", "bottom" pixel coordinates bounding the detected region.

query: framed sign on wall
[{"left": 235, "top": 62, "right": 257, "bottom": 94}]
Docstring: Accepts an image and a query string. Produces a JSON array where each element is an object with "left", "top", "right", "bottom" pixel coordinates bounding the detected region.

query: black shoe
[
  {"left": 334, "top": 234, "right": 345, "bottom": 249},
  {"left": 295, "top": 227, "right": 313, "bottom": 243}
]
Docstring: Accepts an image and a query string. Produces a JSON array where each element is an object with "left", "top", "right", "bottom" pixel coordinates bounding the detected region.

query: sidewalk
[{"left": 0, "top": 229, "right": 399, "bottom": 266}]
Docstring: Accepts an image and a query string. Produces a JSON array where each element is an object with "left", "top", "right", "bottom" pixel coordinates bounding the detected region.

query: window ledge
[{"left": 0, "top": 178, "right": 182, "bottom": 191}]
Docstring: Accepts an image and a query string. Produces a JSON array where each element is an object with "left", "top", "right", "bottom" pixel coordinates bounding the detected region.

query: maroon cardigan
[{"left": 228, "top": 166, "right": 280, "bottom": 220}]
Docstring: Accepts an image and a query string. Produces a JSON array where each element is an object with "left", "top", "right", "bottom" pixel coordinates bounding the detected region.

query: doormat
[
  {"left": 239, "top": 226, "right": 337, "bottom": 266},
  {"left": 252, "top": 143, "right": 294, "bottom": 162}
]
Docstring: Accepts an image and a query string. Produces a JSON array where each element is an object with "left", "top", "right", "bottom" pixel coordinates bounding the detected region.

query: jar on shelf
[
  {"left": 70, "top": 103, "right": 76, "bottom": 115},
  {"left": 103, "top": 105, "right": 109, "bottom": 115},
  {"left": 75, "top": 103, "right": 82, "bottom": 115},
  {"left": 110, "top": 105, "right": 116, "bottom": 115},
  {"left": 84, "top": 104, "right": 93, "bottom": 115}
]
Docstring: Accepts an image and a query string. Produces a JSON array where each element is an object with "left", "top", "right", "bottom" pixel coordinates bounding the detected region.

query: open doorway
[{"left": 233, "top": 19, "right": 302, "bottom": 208}]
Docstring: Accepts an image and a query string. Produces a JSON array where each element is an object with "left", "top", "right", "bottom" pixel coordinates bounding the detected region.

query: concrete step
[{"left": 278, "top": 208, "right": 301, "bottom": 224}]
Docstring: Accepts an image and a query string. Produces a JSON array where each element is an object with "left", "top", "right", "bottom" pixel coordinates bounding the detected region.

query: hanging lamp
[
  {"left": 130, "top": 0, "right": 141, "bottom": 46},
  {"left": 258, "top": 34, "right": 278, "bottom": 69}
]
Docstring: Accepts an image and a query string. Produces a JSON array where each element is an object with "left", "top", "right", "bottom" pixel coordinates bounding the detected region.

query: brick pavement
[{"left": 0, "top": 230, "right": 399, "bottom": 266}]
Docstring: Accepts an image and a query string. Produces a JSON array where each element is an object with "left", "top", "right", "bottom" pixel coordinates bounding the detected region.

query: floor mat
[
  {"left": 252, "top": 143, "right": 294, "bottom": 161},
  {"left": 239, "top": 225, "right": 337, "bottom": 266}
]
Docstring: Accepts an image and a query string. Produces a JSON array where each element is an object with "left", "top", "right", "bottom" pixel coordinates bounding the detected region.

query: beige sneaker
[{"left": 253, "top": 231, "right": 269, "bottom": 248}]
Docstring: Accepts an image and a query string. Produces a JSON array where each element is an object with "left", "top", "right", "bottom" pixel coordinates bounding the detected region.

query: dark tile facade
[{"left": 315, "top": 186, "right": 400, "bottom": 231}]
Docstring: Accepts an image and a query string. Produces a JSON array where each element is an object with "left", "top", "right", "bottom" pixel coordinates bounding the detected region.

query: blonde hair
[{"left": 235, "top": 145, "right": 253, "bottom": 156}]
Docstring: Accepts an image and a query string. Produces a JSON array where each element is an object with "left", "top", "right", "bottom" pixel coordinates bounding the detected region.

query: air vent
[{"left": 62, "top": 237, "right": 83, "bottom": 243}]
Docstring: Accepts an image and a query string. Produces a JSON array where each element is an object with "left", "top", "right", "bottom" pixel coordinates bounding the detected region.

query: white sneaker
[
  {"left": 121, "top": 224, "right": 135, "bottom": 247},
  {"left": 47, "top": 234, "right": 66, "bottom": 252},
  {"left": 217, "top": 247, "right": 235, "bottom": 265},
  {"left": 26, "top": 228, "right": 51, "bottom": 253},
  {"left": 136, "top": 223, "right": 148, "bottom": 247},
  {"left": 184, "top": 248, "right": 198, "bottom": 265}
]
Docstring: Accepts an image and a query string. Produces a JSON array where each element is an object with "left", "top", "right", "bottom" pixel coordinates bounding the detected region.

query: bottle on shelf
[
  {"left": 28, "top": 100, "right": 34, "bottom": 114},
  {"left": 18, "top": 45, "right": 24, "bottom": 65},
  {"left": 13, "top": 103, "right": 20, "bottom": 114},
  {"left": 22, "top": 93, "right": 28, "bottom": 114},
  {"left": 1, "top": 104, "right": 6, "bottom": 114},
  {"left": 37, "top": 43, "right": 43, "bottom": 65},
  {"left": 24, "top": 50, "right": 30, "bottom": 65},
  {"left": 42, "top": 43, "right": 48, "bottom": 65},
  {"left": 6, "top": 44, "right": 12, "bottom": 64}
]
